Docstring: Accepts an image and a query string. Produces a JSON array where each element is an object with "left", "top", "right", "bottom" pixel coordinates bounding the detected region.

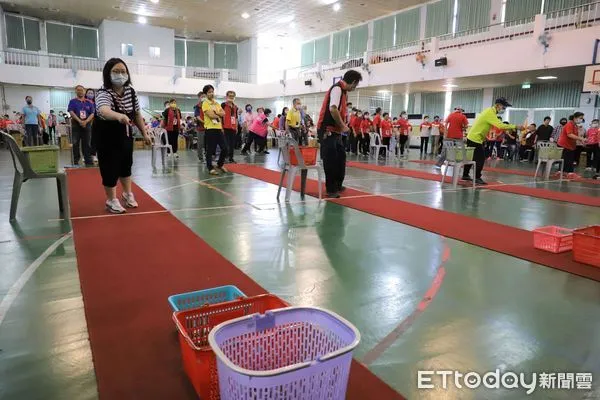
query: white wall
[
  {"left": 1, "top": 85, "right": 50, "bottom": 115},
  {"left": 98, "top": 19, "right": 175, "bottom": 67}
]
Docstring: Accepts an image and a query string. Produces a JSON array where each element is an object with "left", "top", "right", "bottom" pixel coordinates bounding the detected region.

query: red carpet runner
[
  {"left": 410, "top": 159, "right": 600, "bottom": 185},
  {"left": 67, "top": 168, "right": 404, "bottom": 400},
  {"left": 347, "top": 162, "right": 600, "bottom": 207},
  {"left": 226, "top": 164, "right": 600, "bottom": 282}
]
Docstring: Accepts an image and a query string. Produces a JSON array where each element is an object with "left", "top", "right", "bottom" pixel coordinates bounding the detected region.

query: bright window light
[
  {"left": 333, "top": 3, "right": 341, "bottom": 12},
  {"left": 149, "top": 46, "right": 161, "bottom": 59},
  {"left": 150, "top": 0, "right": 159, "bottom": 3},
  {"left": 138, "top": 16, "right": 147, "bottom": 24},
  {"left": 322, "top": 0, "right": 337, "bottom": 4}
]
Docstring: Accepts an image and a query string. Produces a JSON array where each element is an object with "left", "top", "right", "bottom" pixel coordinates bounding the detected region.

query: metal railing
[
  {"left": 545, "top": 1, "right": 600, "bottom": 33},
  {"left": 0, "top": 50, "right": 255, "bottom": 83},
  {"left": 438, "top": 18, "right": 535, "bottom": 51},
  {"left": 367, "top": 39, "right": 429, "bottom": 66}
]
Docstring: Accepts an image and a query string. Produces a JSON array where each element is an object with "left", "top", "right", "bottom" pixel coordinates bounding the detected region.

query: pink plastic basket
[
  {"left": 533, "top": 226, "right": 573, "bottom": 253},
  {"left": 208, "top": 307, "right": 360, "bottom": 400},
  {"left": 573, "top": 226, "right": 600, "bottom": 267}
]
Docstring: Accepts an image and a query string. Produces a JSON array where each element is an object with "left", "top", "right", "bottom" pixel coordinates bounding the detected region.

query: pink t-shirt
[
  {"left": 244, "top": 112, "right": 254, "bottom": 127},
  {"left": 250, "top": 112, "right": 269, "bottom": 137}
]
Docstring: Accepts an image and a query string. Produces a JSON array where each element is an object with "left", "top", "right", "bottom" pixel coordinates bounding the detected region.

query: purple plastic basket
[{"left": 208, "top": 307, "right": 360, "bottom": 400}]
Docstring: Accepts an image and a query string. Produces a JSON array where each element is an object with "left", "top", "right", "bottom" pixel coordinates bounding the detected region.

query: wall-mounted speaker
[{"left": 435, "top": 57, "right": 448, "bottom": 67}]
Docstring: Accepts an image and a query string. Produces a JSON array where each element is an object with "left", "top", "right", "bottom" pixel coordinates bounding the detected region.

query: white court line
[
  {"left": 0, "top": 232, "right": 72, "bottom": 327},
  {"left": 49, "top": 177, "right": 567, "bottom": 221}
]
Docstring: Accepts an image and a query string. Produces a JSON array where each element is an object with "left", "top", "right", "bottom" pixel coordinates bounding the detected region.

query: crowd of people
[{"left": 1, "top": 64, "right": 598, "bottom": 209}]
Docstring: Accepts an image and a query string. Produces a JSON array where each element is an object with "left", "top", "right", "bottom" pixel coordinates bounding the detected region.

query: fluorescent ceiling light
[
  {"left": 241, "top": 12, "right": 250, "bottom": 19},
  {"left": 537, "top": 76, "right": 557, "bottom": 80},
  {"left": 377, "top": 90, "right": 390, "bottom": 94},
  {"left": 333, "top": 3, "right": 341, "bottom": 11},
  {"left": 443, "top": 84, "right": 458, "bottom": 88},
  {"left": 522, "top": 83, "right": 531, "bottom": 89},
  {"left": 322, "top": 0, "right": 337, "bottom": 4},
  {"left": 138, "top": 16, "right": 147, "bottom": 24},
  {"left": 150, "top": 0, "right": 159, "bottom": 3}
]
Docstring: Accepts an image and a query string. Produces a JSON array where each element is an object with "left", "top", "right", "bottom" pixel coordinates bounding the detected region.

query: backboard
[{"left": 583, "top": 64, "right": 600, "bottom": 93}]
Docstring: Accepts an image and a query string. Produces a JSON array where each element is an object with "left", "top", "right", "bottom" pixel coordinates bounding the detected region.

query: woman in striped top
[{"left": 93, "top": 58, "right": 150, "bottom": 214}]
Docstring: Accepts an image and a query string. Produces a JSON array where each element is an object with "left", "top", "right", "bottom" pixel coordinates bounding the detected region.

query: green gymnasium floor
[{"left": 1, "top": 147, "right": 599, "bottom": 400}]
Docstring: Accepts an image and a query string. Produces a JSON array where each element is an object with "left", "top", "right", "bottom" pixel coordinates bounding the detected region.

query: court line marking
[
  {"left": 362, "top": 240, "right": 450, "bottom": 366},
  {"left": 0, "top": 232, "right": 72, "bottom": 328},
  {"left": 48, "top": 176, "right": 566, "bottom": 222}
]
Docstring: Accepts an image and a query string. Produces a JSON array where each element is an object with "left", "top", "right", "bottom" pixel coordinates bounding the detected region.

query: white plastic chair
[
  {"left": 441, "top": 140, "right": 476, "bottom": 189},
  {"left": 534, "top": 142, "right": 564, "bottom": 180},
  {"left": 149, "top": 127, "right": 173, "bottom": 171},
  {"left": 369, "top": 132, "right": 388, "bottom": 159},
  {"left": 277, "top": 137, "right": 324, "bottom": 202}
]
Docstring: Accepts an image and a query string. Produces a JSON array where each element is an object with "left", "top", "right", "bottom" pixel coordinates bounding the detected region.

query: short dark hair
[
  {"left": 347, "top": 102, "right": 353, "bottom": 106},
  {"left": 202, "top": 84, "right": 214, "bottom": 94},
  {"left": 245, "top": 103, "right": 252, "bottom": 109},
  {"left": 570, "top": 112, "right": 584, "bottom": 120},
  {"left": 25, "top": 95, "right": 32, "bottom": 100},
  {"left": 226, "top": 90, "right": 236, "bottom": 97},
  {"left": 282, "top": 107, "right": 288, "bottom": 114},
  {"left": 264, "top": 108, "right": 272, "bottom": 116},
  {"left": 434, "top": 115, "right": 440, "bottom": 119},
  {"left": 197, "top": 91, "right": 205, "bottom": 97},
  {"left": 168, "top": 98, "right": 176, "bottom": 103},
  {"left": 277, "top": 114, "right": 281, "bottom": 118},
  {"left": 544, "top": 116, "right": 551, "bottom": 121},
  {"left": 75, "top": 85, "right": 85, "bottom": 90},
  {"left": 293, "top": 98, "right": 300, "bottom": 104},
  {"left": 375, "top": 107, "right": 382, "bottom": 114},
  {"left": 102, "top": 58, "right": 131, "bottom": 89},
  {"left": 382, "top": 112, "right": 389, "bottom": 117},
  {"left": 342, "top": 70, "right": 363, "bottom": 85}
]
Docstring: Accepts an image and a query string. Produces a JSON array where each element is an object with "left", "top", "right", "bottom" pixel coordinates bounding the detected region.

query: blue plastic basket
[{"left": 168, "top": 285, "right": 246, "bottom": 312}]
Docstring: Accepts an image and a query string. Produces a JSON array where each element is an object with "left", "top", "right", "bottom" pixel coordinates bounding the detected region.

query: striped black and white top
[{"left": 95, "top": 86, "right": 140, "bottom": 119}]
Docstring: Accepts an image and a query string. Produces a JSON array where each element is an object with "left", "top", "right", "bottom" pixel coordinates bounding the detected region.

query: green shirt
[{"left": 467, "top": 107, "right": 517, "bottom": 144}]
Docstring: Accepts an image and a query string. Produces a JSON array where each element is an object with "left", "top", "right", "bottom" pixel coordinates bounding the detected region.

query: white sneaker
[
  {"left": 174, "top": 153, "right": 180, "bottom": 159},
  {"left": 106, "top": 198, "right": 126, "bottom": 214},
  {"left": 92, "top": 155, "right": 98, "bottom": 164},
  {"left": 122, "top": 192, "right": 139, "bottom": 208}
]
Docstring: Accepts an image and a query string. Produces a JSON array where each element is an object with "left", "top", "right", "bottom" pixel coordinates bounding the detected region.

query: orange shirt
[
  {"left": 445, "top": 111, "right": 468, "bottom": 140},
  {"left": 381, "top": 119, "right": 393, "bottom": 137},
  {"left": 272, "top": 116, "right": 280, "bottom": 130}
]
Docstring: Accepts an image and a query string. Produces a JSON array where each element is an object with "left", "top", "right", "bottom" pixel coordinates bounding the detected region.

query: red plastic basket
[
  {"left": 289, "top": 146, "right": 318, "bottom": 166},
  {"left": 173, "top": 294, "right": 290, "bottom": 400},
  {"left": 533, "top": 226, "right": 573, "bottom": 253},
  {"left": 573, "top": 226, "right": 600, "bottom": 267}
]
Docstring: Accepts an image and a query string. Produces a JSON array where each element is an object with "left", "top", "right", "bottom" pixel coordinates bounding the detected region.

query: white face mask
[{"left": 111, "top": 73, "right": 128, "bottom": 87}]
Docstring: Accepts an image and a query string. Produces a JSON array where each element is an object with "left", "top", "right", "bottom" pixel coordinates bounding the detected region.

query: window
[
  {"left": 121, "top": 43, "right": 134, "bottom": 57},
  {"left": 214, "top": 43, "right": 238, "bottom": 69},
  {"left": 4, "top": 14, "right": 41, "bottom": 51},
  {"left": 149, "top": 46, "right": 161, "bottom": 59},
  {"left": 46, "top": 22, "right": 98, "bottom": 58}
]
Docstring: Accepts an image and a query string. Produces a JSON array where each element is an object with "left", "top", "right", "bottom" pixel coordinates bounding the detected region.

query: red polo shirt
[
  {"left": 221, "top": 102, "right": 238, "bottom": 131},
  {"left": 445, "top": 111, "right": 468, "bottom": 140},
  {"left": 381, "top": 119, "right": 393, "bottom": 137}
]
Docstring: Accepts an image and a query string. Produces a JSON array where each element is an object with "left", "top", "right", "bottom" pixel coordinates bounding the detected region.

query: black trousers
[
  {"left": 462, "top": 139, "right": 485, "bottom": 179},
  {"left": 205, "top": 129, "right": 227, "bottom": 170},
  {"left": 562, "top": 148, "right": 576, "bottom": 173},
  {"left": 519, "top": 144, "right": 535, "bottom": 162},
  {"left": 420, "top": 137, "right": 429, "bottom": 154},
  {"left": 322, "top": 134, "right": 346, "bottom": 194},
  {"left": 585, "top": 144, "right": 598, "bottom": 168},
  {"left": 349, "top": 132, "right": 359, "bottom": 154},
  {"left": 381, "top": 137, "right": 390, "bottom": 156},
  {"left": 224, "top": 129, "right": 236, "bottom": 161},
  {"left": 72, "top": 123, "right": 92, "bottom": 165},
  {"left": 399, "top": 135, "right": 409, "bottom": 155},
  {"left": 166, "top": 130, "right": 179, "bottom": 153},
  {"left": 360, "top": 135, "right": 370, "bottom": 154},
  {"left": 48, "top": 126, "right": 56, "bottom": 143},
  {"left": 241, "top": 131, "right": 266, "bottom": 153}
]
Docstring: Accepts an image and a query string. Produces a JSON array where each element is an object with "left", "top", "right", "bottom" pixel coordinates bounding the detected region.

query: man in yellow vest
[{"left": 462, "top": 97, "right": 525, "bottom": 185}]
